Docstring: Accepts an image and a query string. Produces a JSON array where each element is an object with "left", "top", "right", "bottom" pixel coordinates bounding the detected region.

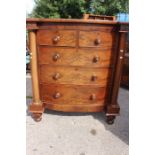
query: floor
[{"left": 26, "top": 74, "right": 129, "bottom": 155}]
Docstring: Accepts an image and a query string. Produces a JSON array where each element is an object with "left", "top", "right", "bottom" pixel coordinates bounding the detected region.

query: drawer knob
[
  {"left": 91, "top": 75, "right": 97, "bottom": 81},
  {"left": 53, "top": 92, "right": 61, "bottom": 99},
  {"left": 53, "top": 36, "right": 60, "bottom": 44},
  {"left": 53, "top": 53, "right": 60, "bottom": 61},
  {"left": 93, "top": 56, "right": 99, "bottom": 63},
  {"left": 94, "top": 39, "right": 101, "bottom": 45},
  {"left": 90, "top": 94, "right": 96, "bottom": 100},
  {"left": 53, "top": 73, "right": 61, "bottom": 80}
]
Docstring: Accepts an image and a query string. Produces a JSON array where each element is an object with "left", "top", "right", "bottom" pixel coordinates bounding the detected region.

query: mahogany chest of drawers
[{"left": 26, "top": 18, "right": 128, "bottom": 124}]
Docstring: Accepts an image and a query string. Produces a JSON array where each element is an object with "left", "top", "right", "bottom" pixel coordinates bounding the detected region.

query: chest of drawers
[{"left": 27, "top": 18, "right": 128, "bottom": 124}]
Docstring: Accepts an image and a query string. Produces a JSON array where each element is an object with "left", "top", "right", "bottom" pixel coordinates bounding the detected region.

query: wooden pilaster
[
  {"left": 106, "top": 24, "right": 128, "bottom": 122},
  {"left": 28, "top": 30, "right": 44, "bottom": 121}
]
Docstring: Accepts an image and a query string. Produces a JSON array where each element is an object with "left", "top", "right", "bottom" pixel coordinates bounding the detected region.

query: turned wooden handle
[
  {"left": 90, "top": 94, "right": 96, "bottom": 100},
  {"left": 53, "top": 92, "right": 61, "bottom": 99},
  {"left": 91, "top": 75, "right": 97, "bottom": 81},
  {"left": 94, "top": 39, "right": 101, "bottom": 45},
  {"left": 53, "top": 73, "right": 61, "bottom": 80},
  {"left": 53, "top": 36, "right": 60, "bottom": 44},
  {"left": 93, "top": 56, "right": 99, "bottom": 63},
  {"left": 53, "top": 53, "right": 60, "bottom": 61}
]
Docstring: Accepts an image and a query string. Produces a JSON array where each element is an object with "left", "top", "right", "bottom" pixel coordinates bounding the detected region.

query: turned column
[
  {"left": 29, "top": 30, "right": 40, "bottom": 104},
  {"left": 106, "top": 23, "right": 129, "bottom": 124},
  {"left": 28, "top": 30, "right": 44, "bottom": 121}
]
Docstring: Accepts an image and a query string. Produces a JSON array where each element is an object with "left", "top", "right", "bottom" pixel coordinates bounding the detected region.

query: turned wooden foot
[
  {"left": 106, "top": 116, "right": 116, "bottom": 125},
  {"left": 32, "top": 113, "right": 42, "bottom": 122},
  {"left": 29, "top": 104, "right": 44, "bottom": 122}
]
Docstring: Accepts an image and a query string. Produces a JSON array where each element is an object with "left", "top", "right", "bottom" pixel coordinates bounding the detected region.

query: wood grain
[
  {"left": 40, "top": 84, "right": 110, "bottom": 104},
  {"left": 37, "top": 23, "right": 116, "bottom": 32},
  {"left": 29, "top": 31, "right": 41, "bottom": 105},
  {"left": 45, "top": 103, "right": 105, "bottom": 112},
  {"left": 26, "top": 18, "right": 129, "bottom": 123},
  {"left": 27, "top": 18, "right": 128, "bottom": 25},
  {"left": 37, "top": 30, "right": 76, "bottom": 46},
  {"left": 38, "top": 46, "right": 115, "bottom": 67},
  {"left": 79, "top": 31, "right": 116, "bottom": 47},
  {"left": 39, "top": 65, "right": 112, "bottom": 86}
]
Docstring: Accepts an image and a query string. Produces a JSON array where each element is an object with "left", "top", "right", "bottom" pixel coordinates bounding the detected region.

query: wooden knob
[
  {"left": 53, "top": 92, "right": 61, "bottom": 99},
  {"left": 94, "top": 39, "right": 101, "bottom": 45},
  {"left": 91, "top": 75, "right": 97, "bottom": 81},
  {"left": 53, "top": 36, "right": 60, "bottom": 44},
  {"left": 90, "top": 94, "right": 96, "bottom": 100},
  {"left": 53, "top": 73, "right": 61, "bottom": 80},
  {"left": 53, "top": 53, "right": 60, "bottom": 61},
  {"left": 93, "top": 56, "right": 99, "bottom": 63}
]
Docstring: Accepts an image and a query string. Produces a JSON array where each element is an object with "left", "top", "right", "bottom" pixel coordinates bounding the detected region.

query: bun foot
[
  {"left": 32, "top": 113, "right": 42, "bottom": 122},
  {"left": 106, "top": 116, "right": 115, "bottom": 125}
]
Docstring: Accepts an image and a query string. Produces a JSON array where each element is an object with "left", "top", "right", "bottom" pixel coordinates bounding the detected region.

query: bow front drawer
[
  {"left": 37, "top": 30, "right": 76, "bottom": 47},
  {"left": 40, "top": 84, "right": 110, "bottom": 105},
  {"left": 38, "top": 46, "right": 115, "bottom": 67},
  {"left": 39, "top": 66, "right": 112, "bottom": 86}
]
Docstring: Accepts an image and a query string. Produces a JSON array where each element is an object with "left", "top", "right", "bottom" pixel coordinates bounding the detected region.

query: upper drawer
[
  {"left": 79, "top": 31, "right": 115, "bottom": 48},
  {"left": 39, "top": 66, "right": 112, "bottom": 86},
  {"left": 37, "top": 30, "right": 76, "bottom": 47},
  {"left": 38, "top": 46, "right": 114, "bottom": 67}
]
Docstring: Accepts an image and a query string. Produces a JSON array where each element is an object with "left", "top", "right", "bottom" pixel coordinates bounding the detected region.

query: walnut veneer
[{"left": 27, "top": 18, "right": 128, "bottom": 124}]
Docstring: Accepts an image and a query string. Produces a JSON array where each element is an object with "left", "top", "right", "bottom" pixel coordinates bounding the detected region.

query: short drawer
[
  {"left": 79, "top": 31, "right": 115, "bottom": 48},
  {"left": 37, "top": 30, "right": 76, "bottom": 47},
  {"left": 38, "top": 46, "right": 115, "bottom": 67},
  {"left": 39, "top": 66, "right": 112, "bottom": 86},
  {"left": 40, "top": 84, "right": 110, "bottom": 105}
]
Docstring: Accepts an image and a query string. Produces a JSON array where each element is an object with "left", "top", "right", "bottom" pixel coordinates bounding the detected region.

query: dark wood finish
[
  {"left": 121, "top": 34, "right": 129, "bottom": 88},
  {"left": 27, "top": 18, "right": 129, "bottom": 124},
  {"left": 106, "top": 25, "right": 128, "bottom": 123},
  {"left": 106, "top": 116, "right": 116, "bottom": 124},
  {"left": 121, "top": 53, "right": 129, "bottom": 88}
]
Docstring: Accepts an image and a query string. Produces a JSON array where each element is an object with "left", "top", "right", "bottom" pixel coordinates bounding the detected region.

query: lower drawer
[
  {"left": 39, "top": 65, "right": 112, "bottom": 86},
  {"left": 40, "top": 84, "right": 110, "bottom": 105}
]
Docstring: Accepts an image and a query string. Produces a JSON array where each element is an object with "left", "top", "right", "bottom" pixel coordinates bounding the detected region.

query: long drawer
[
  {"left": 39, "top": 65, "right": 112, "bottom": 86},
  {"left": 40, "top": 84, "right": 110, "bottom": 105},
  {"left": 38, "top": 46, "right": 115, "bottom": 67}
]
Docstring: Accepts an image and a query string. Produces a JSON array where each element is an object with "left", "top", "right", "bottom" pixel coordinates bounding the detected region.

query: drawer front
[
  {"left": 40, "top": 84, "right": 110, "bottom": 105},
  {"left": 37, "top": 30, "right": 76, "bottom": 46},
  {"left": 79, "top": 31, "right": 115, "bottom": 48},
  {"left": 39, "top": 66, "right": 112, "bottom": 86},
  {"left": 38, "top": 47, "right": 114, "bottom": 67}
]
